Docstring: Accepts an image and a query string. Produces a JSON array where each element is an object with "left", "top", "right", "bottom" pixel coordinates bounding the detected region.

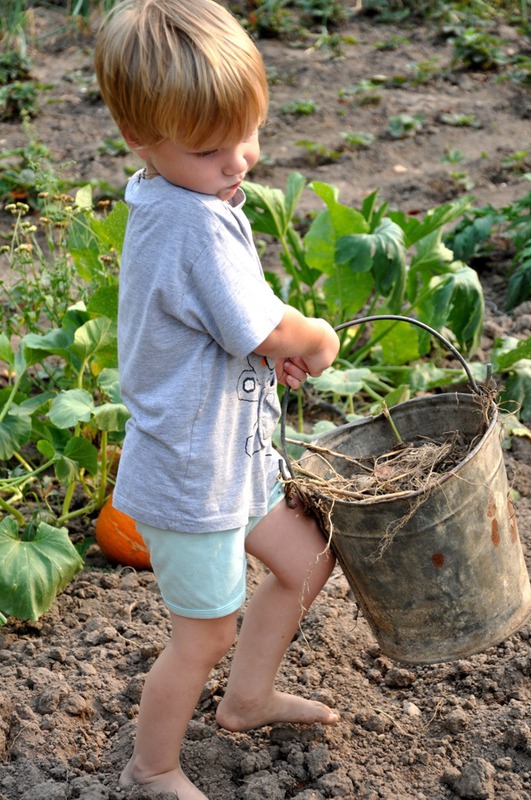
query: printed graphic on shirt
[{"left": 237, "top": 355, "right": 279, "bottom": 457}]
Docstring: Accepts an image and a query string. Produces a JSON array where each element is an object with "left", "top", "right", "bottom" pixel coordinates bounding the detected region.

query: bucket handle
[{"left": 279, "top": 314, "right": 487, "bottom": 479}]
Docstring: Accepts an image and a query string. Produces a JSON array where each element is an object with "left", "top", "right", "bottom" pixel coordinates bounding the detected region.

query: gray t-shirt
[{"left": 113, "top": 173, "right": 286, "bottom": 532}]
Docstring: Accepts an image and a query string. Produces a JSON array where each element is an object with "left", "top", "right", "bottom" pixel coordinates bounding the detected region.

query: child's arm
[{"left": 255, "top": 305, "right": 339, "bottom": 384}]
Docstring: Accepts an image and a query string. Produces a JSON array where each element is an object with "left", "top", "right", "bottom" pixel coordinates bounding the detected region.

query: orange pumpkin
[{"left": 95, "top": 494, "right": 151, "bottom": 570}]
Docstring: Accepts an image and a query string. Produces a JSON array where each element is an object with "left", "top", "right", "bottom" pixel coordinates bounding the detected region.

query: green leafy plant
[
  {"left": 338, "top": 79, "right": 383, "bottom": 107},
  {"left": 445, "top": 190, "right": 531, "bottom": 310},
  {"left": 491, "top": 335, "right": 531, "bottom": 420},
  {"left": 234, "top": 0, "right": 350, "bottom": 37},
  {"left": 0, "top": 517, "right": 83, "bottom": 625},
  {"left": 0, "top": 0, "right": 26, "bottom": 52},
  {"left": 508, "top": 53, "right": 531, "bottom": 87},
  {"left": 278, "top": 98, "right": 319, "bottom": 115},
  {"left": 501, "top": 149, "right": 530, "bottom": 173},
  {"left": 440, "top": 151, "right": 482, "bottom": 196},
  {"left": 406, "top": 57, "right": 443, "bottom": 86},
  {"left": 387, "top": 113, "right": 426, "bottom": 139},
  {"left": 0, "top": 51, "right": 38, "bottom": 121},
  {"left": 2, "top": 186, "right": 125, "bottom": 338},
  {"left": 0, "top": 79, "right": 38, "bottom": 121},
  {"left": 243, "top": 173, "right": 484, "bottom": 376},
  {"left": 451, "top": 28, "right": 509, "bottom": 71},
  {"left": 341, "top": 131, "right": 376, "bottom": 150},
  {"left": 439, "top": 112, "right": 482, "bottom": 128},
  {"left": 295, "top": 139, "right": 342, "bottom": 163},
  {"left": 294, "top": 0, "right": 349, "bottom": 27},
  {"left": 0, "top": 133, "right": 56, "bottom": 206},
  {"left": 97, "top": 136, "right": 130, "bottom": 157},
  {"left": 0, "top": 50, "right": 31, "bottom": 84},
  {"left": 359, "top": 0, "right": 451, "bottom": 23},
  {"left": 0, "top": 293, "right": 126, "bottom": 519},
  {"left": 0, "top": 185, "right": 129, "bottom": 624}
]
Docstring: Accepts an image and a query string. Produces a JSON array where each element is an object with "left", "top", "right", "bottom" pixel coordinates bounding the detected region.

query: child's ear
[{"left": 120, "top": 126, "right": 145, "bottom": 152}]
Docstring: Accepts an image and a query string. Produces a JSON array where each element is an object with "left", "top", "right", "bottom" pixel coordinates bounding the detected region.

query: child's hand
[
  {"left": 276, "top": 357, "right": 310, "bottom": 390},
  {"left": 256, "top": 309, "right": 339, "bottom": 377}
]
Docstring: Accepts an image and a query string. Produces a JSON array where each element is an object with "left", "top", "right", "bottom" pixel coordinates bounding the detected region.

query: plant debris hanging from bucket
[
  {"left": 283, "top": 393, "right": 492, "bottom": 504},
  {"left": 287, "top": 427, "right": 482, "bottom": 503}
]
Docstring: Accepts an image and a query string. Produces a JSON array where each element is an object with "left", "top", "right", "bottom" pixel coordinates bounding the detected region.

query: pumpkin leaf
[
  {"left": 0, "top": 409, "right": 32, "bottom": 460},
  {"left": 48, "top": 389, "right": 94, "bottom": 428},
  {"left": 0, "top": 517, "right": 83, "bottom": 623}
]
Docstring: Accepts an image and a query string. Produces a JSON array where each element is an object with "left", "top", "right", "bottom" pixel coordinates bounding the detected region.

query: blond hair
[{"left": 94, "top": 0, "right": 268, "bottom": 148}]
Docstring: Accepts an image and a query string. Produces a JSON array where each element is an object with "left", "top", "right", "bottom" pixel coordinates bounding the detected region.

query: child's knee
[
  {"left": 170, "top": 612, "right": 237, "bottom": 664},
  {"left": 210, "top": 617, "right": 238, "bottom": 660}
]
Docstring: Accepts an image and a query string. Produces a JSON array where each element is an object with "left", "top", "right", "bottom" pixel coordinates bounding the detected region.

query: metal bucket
[
  {"left": 298, "top": 393, "right": 531, "bottom": 663},
  {"left": 281, "top": 317, "right": 531, "bottom": 664}
]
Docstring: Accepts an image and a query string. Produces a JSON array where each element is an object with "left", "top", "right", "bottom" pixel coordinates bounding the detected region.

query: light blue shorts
[{"left": 136, "top": 481, "right": 286, "bottom": 619}]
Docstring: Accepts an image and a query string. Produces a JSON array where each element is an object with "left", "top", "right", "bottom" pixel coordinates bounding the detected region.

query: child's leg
[
  {"left": 121, "top": 610, "right": 238, "bottom": 800},
  {"left": 216, "top": 496, "right": 338, "bottom": 732}
]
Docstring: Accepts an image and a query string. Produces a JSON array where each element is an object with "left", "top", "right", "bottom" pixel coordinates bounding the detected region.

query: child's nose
[{"left": 223, "top": 147, "right": 247, "bottom": 175}]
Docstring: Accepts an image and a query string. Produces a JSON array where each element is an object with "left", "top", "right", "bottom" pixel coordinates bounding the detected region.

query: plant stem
[
  {"left": 56, "top": 498, "right": 100, "bottom": 525},
  {"left": 96, "top": 429, "right": 108, "bottom": 507},
  {"left": 0, "top": 368, "right": 25, "bottom": 424},
  {"left": 381, "top": 403, "right": 403, "bottom": 444},
  {"left": 0, "top": 495, "right": 26, "bottom": 526},
  {"left": 13, "top": 450, "right": 34, "bottom": 472}
]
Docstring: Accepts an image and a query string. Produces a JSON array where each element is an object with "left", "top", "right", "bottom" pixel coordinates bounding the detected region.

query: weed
[
  {"left": 360, "top": 0, "right": 453, "bottom": 23},
  {"left": 0, "top": 50, "right": 38, "bottom": 121},
  {"left": 445, "top": 190, "right": 531, "bottom": 310},
  {"left": 0, "top": 0, "right": 26, "bottom": 52},
  {"left": 439, "top": 112, "right": 482, "bottom": 128},
  {"left": 233, "top": 0, "right": 295, "bottom": 36},
  {"left": 97, "top": 137, "right": 130, "bottom": 157},
  {"left": 450, "top": 170, "right": 475, "bottom": 192},
  {"left": 451, "top": 28, "right": 509, "bottom": 71},
  {"left": 338, "top": 80, "right": 382, "bottom": 107},
  {"left": 341, "top": 131, "right": 376, "bottom": 150},
  {"left": 508, "top": 54, "right": 531, "bottom": 86},
  {"left": 233, "top": 0, "right": 350, "bottom": 36},
  {"left": 387, "top": 113, "right": 426, "bottom": 139},
  {"left": 279, "top": 99, "right": 319, "bottom": 115},
  {"left": 374, "top": 34, "right": 411, "bottom": 51},
  {"left": 0, "top": 137, "right": 55, "bottom": 206},
  {"left": 443, "top": 149, "right": 465, "bottom": 166},
  {"left": 0, "top": 51, "right": 31, "bottom": 84},
  {"left": 0, "top": 79, "right": 39, "bottom": 121},
  {"left": 295, "top": 140, "right": 342, "bottom": 163},
  {"left": 406, "top": 58, "right": 443, "bottom": 86},
  {"left": 295, "top": 0, "right": 349, "bottom": 27},
  {"left": 501, "top": 149, "right": 530, "bottom": 173}
]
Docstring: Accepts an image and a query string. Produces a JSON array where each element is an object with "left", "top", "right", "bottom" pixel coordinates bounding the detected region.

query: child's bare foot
[
  {"left": 119, "top": 757, "right": 208, "bottom": 799},
  {"left": 215, "top": 690, "right": 339, "bottom": 732}
]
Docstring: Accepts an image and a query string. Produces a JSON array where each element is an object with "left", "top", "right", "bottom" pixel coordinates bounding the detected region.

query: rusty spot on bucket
[
  {"left": 508, "top": 498, "right": 519, "bottom": 543},
  {"left": 487, "top": 492, "right": 497, "bottom": 518},
  {"left": 491, "top": 518, "right": 500, "bottom": 547},
  {"left": 431, "top": 553, "right": 445, "bottom": 569}
]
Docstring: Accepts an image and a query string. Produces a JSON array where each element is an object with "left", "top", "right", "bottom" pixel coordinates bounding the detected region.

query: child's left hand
[{"left": 276, "top": 357, "right": 309, "bottom": 390}]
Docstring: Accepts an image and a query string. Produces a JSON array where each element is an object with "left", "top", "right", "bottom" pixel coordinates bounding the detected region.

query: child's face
[{"left": 138, "top": 129, "right": 260, "bottom": 201}]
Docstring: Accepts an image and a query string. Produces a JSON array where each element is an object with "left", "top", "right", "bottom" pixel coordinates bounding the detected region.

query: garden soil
[{"left": 1, "top": 5, "right": 531, "bottom": 800}]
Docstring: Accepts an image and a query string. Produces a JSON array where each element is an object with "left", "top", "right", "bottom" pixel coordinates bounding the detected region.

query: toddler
[{"left": 95, "top": 1, "right": 340, "bottom": 797}]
